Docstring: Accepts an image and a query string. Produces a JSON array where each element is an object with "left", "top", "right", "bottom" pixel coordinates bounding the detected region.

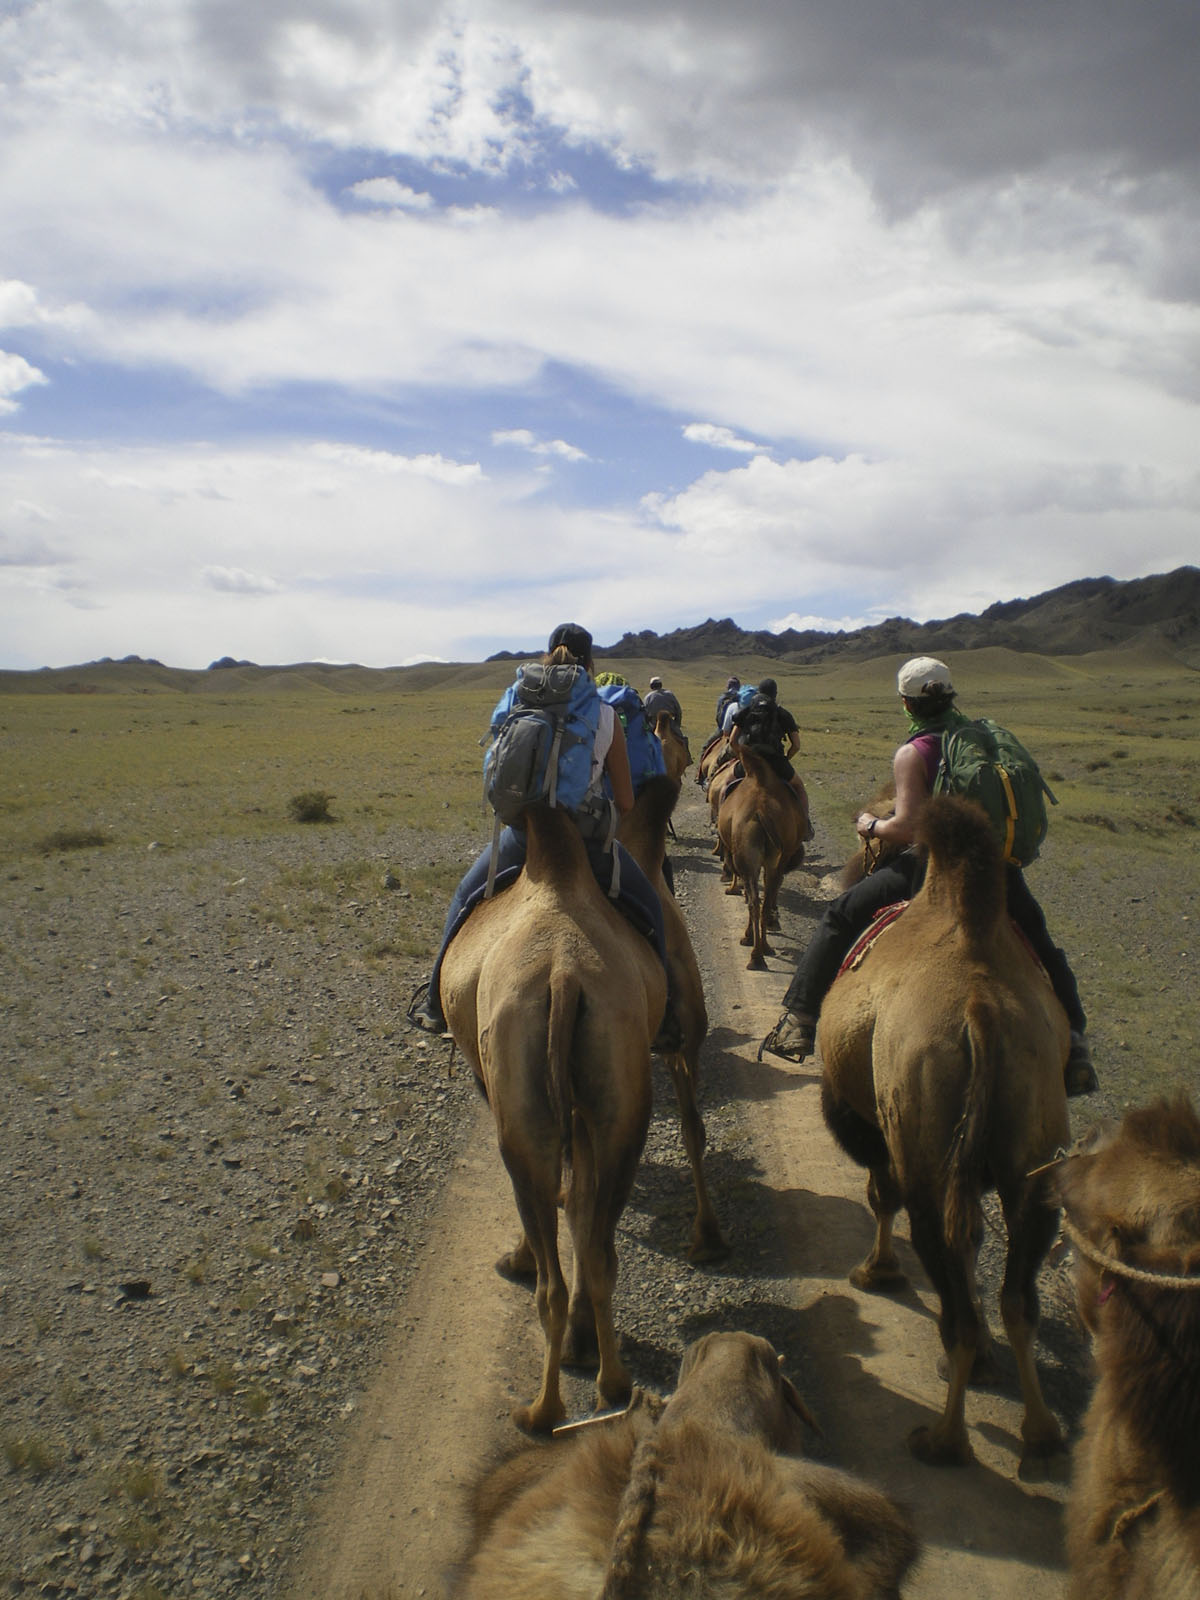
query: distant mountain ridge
[
  {"left": 583, "top": 566, "right": 1200, "bottom": 666},
  {"left": 1, "top": 568, "right": 1197, "bottom": 691}
]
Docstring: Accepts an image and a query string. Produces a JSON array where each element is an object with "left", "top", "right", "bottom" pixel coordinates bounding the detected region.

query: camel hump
[
  {"left": 521, "top": 802, "right": 594, "bottom": 885},
  {"left": 914, "top": 794, "right": 1006, "bottom": 946}
]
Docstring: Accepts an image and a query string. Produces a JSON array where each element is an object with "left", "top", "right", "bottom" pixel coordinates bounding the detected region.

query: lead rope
[{"left": 1058, "top": 1213, "right": 1200, "bottom": 1292}]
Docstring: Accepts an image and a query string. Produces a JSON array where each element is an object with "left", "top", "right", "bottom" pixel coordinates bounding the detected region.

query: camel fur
[
  {"left": 440, "top": 800, "right": 666, "bottom": 1433},
  {"left": 716, "top": 746, "right": 809, "bottom": 970},
  {"left": 818, "top": 793, "right": 1071, "bottom": 1475},
  {"left": 1053, "top": 1094, "right": 1200, "bottom": 1599},
  {"left": 452, "top": 1331, "right": 920, "bottom": 1600},
  {"left": 617, "top": 776, "right": 726, "bottom": 1261}
]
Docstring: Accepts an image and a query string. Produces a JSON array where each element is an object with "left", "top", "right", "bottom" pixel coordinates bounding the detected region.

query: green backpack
[{"left": 933, "top": 717, "right": 1058, "bottom": 867}]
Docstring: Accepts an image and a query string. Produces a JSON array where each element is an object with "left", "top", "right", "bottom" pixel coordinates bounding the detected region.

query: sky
[{"left": 1, "top": 1, "right": 1198, "bottom": 670}]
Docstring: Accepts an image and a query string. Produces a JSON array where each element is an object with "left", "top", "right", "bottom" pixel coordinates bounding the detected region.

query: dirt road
[{"left": 285, "top": 784, "right": 1082, "bottom": 1599}]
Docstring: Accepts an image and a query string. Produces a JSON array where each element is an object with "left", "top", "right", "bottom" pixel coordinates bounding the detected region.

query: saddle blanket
[{"left": 835, "top": 901, "right": 1050, "bottom": 983}]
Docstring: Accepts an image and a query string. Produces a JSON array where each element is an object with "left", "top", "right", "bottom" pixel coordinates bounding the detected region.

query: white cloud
[
  {"left": 347, "top": 177, "right": 433, "bottom": 210},
  {"left": 203, "top": 566, "right": 283, "bottom": 596},
  {"left": 0, "top": 351, "right": 48, "bottom": 413},
  {"left": 492, "top": 429, "right": 589, "bottom": 462},
  {"left": 683, "top": 422, "right": 764, "bottom": 455}
]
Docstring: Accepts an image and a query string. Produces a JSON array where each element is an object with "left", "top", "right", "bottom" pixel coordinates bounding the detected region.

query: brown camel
[
  {"left": 1052, "top": 1094, "right": 1200, "bottom": 1599},
  {"left": 818, "top": 793, "right": 1070, "bottom": 1476},
  {"left": 653, "top": 710, "right": 692, "bottom": 784},
  {"left": 715, "top": 746, "right": 809, "bottom": 970},
  {"left": 453, "top": 1331, "right": 919, "bottom": 1600},
  {"left": 439, "top": 800, "right": 666, "bottom": 1433},
  {"left": 618, "top": 776, "right": 726, "bottom": 1261}
]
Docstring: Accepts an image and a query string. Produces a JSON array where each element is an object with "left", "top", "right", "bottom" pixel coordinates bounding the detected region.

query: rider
[
  {"left": 643, "top": 676, "right": 684, "bottom": 737},
  {"left": 715, "top": 676, "right": 741, "bottom": 731},
  {"left": 760, "top": 656, "right": 1097, "bottom": 1095},
  {"left": 409, "top": 624, "right": 680, "bottom": 1048},
  {"left": 728, "top": 677, "right": 812, "bottom": 830}
]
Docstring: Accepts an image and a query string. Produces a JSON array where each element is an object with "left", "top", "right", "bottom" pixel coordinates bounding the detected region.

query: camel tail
[
  {"left": 754, "top": 809, "right": 782, "bottom": 858},
  {"left": 943, "top": 993, "right": 996, "bottom": 1253},
  {"left": 548, "top": 968, "right": 583, "bottom": 1170}
]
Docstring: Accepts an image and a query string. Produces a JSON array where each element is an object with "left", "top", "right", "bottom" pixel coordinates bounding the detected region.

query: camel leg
[
  {"left": 507, "top": 1188, "right": 569, "bottom": 1434},
  {"left": 565, "top": 1120, "right": 642, "bottom": 1411},
  {"left": 849, "top": 1166, "right": 908, "bottom": 1291},
  {"left": 663, "top": 1052, "right": 727, "bottom": 1261},
  {"left": 905, "top": 1201, "right": 976, "bottom": 1466},
  {"left": 999, "top": 1185, "right": 1068, "bottom": 1482}
]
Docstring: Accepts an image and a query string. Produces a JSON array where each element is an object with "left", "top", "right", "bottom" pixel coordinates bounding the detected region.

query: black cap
[
  {"left": 758, "top": 677, "right": 777, "bottom": 697},
  {"left": 547, "top": 622, "right": 593, "bottom": 662}
]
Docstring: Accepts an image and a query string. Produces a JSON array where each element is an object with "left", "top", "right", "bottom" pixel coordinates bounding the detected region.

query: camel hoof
[
  {"left": 746, "top": 954, "right": 767, "bottom": 971},
  {"left": 688, "top": 1228, "right": 730, "bottom": 1264},
  {"left": 739, "top": 931, "right": 753, "bottom": 945},
  {"left": 512, "top": 1399, "right": 564, "bottom": 1435},
  {"left": 725, "top": 884, "right": 741, "bottom": 896},
  {"left": 1018, "top": 1440, "right": 1070, "bottom": 1484},
  {"left": 908, "top": 1424, "right": 973, "bottom": 1468},
  {"left": 850, "top": 1262, "right": 907, "bottom": 1293},
  {"left": 494, "top": 1249, "right": 536, "bottom": 1282}
]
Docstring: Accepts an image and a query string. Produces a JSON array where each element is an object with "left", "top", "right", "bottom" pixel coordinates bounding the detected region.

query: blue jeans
[{"left": 426, "top": 827, "right": 667, "bottom": 1025}]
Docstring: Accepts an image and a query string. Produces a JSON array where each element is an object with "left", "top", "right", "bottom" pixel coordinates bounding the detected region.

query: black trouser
[{"left": 782, "top": 850, "right": 1086, "bottom": 1034}]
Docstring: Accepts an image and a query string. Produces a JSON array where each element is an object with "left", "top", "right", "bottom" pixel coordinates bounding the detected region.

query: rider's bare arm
[
  {"left": 856, "top": 742, "right": 929, "bottom": 846},
  {"left": 605, "top": 719, "right": 635, "bottom": 815}
]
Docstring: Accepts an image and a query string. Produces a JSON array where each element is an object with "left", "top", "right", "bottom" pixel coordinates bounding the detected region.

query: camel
[
  {"left": 696, "top": 731, "right": 732, "bottom": 789},
  {"left": 618, "top": 776, "right": 726, "bottom": 1261},
  {"left": 653, "top": 710, "right": 691, "bottom": 784},
  {"left": 818, "top": 793, "right": 1071, "bottom": 1476},
  {"left": 439, "top": 799, "right": 667, "bottom": 1433},
  {"left": 453, "top": 1331, "right": 919, "bottom": 1600},
  {"left": 715, "top": 745, "right": 809, "bottom": 970},
  {"left": 1052, "top": 1094, "right": 1200, "bottom": 1599}
]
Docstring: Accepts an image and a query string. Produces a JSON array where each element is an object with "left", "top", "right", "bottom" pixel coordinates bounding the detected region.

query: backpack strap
[{"left": 483, "top": 811, "right": 504, "bottom": 900}]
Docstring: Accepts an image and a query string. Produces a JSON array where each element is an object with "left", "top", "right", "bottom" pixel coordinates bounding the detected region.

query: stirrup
[{"left": 406, "top": 980, "right": 447, "bottom": 1036}]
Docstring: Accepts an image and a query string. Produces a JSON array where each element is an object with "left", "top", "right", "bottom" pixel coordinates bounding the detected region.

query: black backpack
[{"left": 739, "top": 693, "right": 783, "bottom": 753}]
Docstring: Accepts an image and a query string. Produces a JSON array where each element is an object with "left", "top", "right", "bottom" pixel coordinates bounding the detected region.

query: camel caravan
[{"left": 412, "top": 635, "right": 1198, "bottom": 1597}]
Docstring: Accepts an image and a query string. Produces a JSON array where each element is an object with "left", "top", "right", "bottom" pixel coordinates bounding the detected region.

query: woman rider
[
  {"left": 761, "top": 656, "right": 1096, "bottom": 1096},
  {"left": 408, "top": 623, "right": 679, "bottom": 1049}
]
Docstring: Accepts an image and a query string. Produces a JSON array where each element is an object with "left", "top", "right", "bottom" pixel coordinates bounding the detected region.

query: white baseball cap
[{"left": 897, "top": 656, "right": 954, "bottom": 698}]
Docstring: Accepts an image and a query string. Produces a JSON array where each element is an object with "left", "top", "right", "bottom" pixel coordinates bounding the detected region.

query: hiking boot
[
  {"left": 406, "top": 980, "right": 447, "bottom": 1037},
  {"left": 759, "top": 1009, "right": 817, "bottom": 1063},
  {"left": 1064, "top": 1031, "right": 1098, "bottom": 1097},
  {"left": 652, "top": 999, "right": 685, "bottom": 1055}
]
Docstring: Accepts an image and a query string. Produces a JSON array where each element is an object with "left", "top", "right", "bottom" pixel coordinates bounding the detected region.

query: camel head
[
  {"left": 1054, "top": 1095, "right": 1200, "bottom": 1328},
  {"left": 666, "top": 1331, "right": 819, "bottom": 1453}
]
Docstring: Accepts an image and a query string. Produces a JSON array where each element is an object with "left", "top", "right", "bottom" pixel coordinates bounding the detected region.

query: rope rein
[{"left": 1059, "top": 1214, "right": 1200, "bottom": 1293}]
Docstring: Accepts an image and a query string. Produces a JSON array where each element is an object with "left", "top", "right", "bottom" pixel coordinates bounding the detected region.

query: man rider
[
  {"left": 760, "top": 656, "right": 1097, "bottom": 1096},
  {"left": 729, "top": 678, "right": 813, "bottom": 831},
  {"left": 643, "top": 676, "right": 683, "bottom": 736}
]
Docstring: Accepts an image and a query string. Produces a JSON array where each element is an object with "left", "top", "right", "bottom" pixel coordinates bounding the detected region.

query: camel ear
[
  {"left": 1042, "top": 1121, "right": 1121, "bottom": 1206},
  {"left": 778, "top": 1360, "right": 823, "bottom": 1438}
]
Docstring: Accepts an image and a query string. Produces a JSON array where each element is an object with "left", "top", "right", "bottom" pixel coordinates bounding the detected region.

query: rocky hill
[{"left": 595, "top": 566, "right": 1200, "bottom": 665}]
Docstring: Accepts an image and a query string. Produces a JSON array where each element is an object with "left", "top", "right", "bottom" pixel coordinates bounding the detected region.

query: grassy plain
[{"left": 1, "top": 642, "right": 1196, "bottom": 1103}]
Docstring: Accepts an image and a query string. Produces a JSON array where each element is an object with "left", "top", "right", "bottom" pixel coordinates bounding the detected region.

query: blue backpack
[
  {"left": 483, "top": 662, "right": 600, "bottom": 826},
  {"left": 738, "top": 684, "right": 758, "bottom": 708},
  {"left": 598, "top": 681, "right": 666, "bottom": 795}
]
